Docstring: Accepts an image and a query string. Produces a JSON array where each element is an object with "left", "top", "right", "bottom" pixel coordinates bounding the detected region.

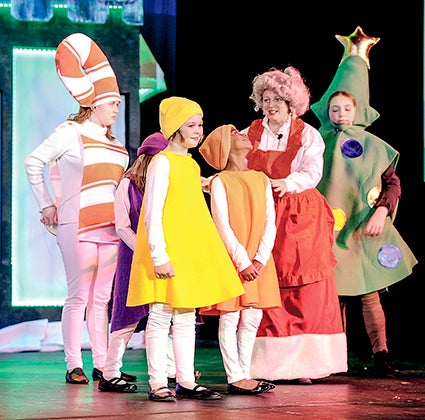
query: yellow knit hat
[
  {"left": 199, "top": 124, "right": 234, "bottom": 170},
  {"left": 159, "top": 96, "right": 203, "bottom": 139}
]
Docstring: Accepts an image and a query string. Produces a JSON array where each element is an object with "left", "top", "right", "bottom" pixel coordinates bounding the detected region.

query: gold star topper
[{"left": 336, "top": 26, "right": 380, "bottom": 69}]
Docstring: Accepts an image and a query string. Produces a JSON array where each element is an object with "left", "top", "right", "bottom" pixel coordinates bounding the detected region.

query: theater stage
[{"left": 1, "top": 344, "right": 424, "bottom": 419}]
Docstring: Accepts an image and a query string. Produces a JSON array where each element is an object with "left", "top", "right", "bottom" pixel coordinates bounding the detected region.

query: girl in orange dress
[{"left": 199, "top": 124, "right": 280, "bottom": 395}]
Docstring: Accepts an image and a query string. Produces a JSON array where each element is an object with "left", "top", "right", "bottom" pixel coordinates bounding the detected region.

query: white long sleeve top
[
  {"left": 114, "top": 177, "right": 137, "bottom": 251},
  {"left": 24, "top": 120, "right": 129, "bottom": 224},
  {"left": 143, "top": 154, "right": 171, "bottom": 266},
  {"left": 242, "top": 117, "right": 325, "bottom": 193},
  {"left": 209, "top": 175, "right": 276, "bottom": 272}
]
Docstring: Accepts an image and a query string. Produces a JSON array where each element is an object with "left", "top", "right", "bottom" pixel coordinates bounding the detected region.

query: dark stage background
[
  {"left": 1, "top": 1, "right": 423, "bottom": 362},
  {"left": 146, "top": 1, "right": 424, "bottom": 362}
]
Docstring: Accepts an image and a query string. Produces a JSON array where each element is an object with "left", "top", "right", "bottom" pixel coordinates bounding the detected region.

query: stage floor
[{"left": 1, "top": 344, "right": 424, "bottom": 419}]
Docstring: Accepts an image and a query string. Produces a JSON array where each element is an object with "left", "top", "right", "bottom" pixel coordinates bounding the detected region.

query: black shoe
[
  {"left": 374, "top": 350, "right": 400, "bottom": 378},
  {"left": 227, "top": 381, "right": 274, "bottom": 395},
  {"left": 98, "top": 377, "right": 137, "bottom": 393},
  {"left": 168, "top": 371, "right": 201, "bottom": 388},
  {"left": 148, "top": 386, "right": 176, "bottom": 402},
  {"left": 176, "top": 384, "right": 221, "bottom": 400},
  {"left": 167, "top": 376, "right": 177, "bottom": 388},
  {"left": 92, "top": 367, "right": 137, "bottom": 382},
  {"left": 65, "top": 367, "right": 89, "bottom": 384},
  {"left": 120, "top": 371, "right": 137, "bottom": 382}
]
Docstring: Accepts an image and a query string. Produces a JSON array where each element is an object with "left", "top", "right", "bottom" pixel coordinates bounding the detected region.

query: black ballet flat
[
  {"left": 227, "top": 381, "right": 274, "bottom": 395},
  {"left": 167, "top": 376, "right": 177, "bottom": 388},
  {"left": 98, "top": 377, "right": 137, "bottom": 393},
  {"left": 176, "top": 384, "right": 221, "bottom": 400},
  {"left": 92, "top": 367, "right": 137, "bottom": 382},
  {"left": 168, "top": 370, "right": 201, "bottom": 388},
  {"left": 65, "top": 367, "right": 89, "bottom": 384},
  {"left": 148, "top": 386, "right": 176, "bottom": 402}
]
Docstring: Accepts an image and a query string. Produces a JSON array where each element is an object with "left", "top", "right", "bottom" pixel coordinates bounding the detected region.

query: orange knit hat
[
  {"left": 55, "top": 33, "right": 121, "bottom": 107},
  {"left": 199, "top": 124, "right": 234, "bottom": 170}
]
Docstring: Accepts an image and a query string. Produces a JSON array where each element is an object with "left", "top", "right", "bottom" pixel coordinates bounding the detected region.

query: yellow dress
[{"left": 127, "top": 151, "right": 245, "bottom": 308}]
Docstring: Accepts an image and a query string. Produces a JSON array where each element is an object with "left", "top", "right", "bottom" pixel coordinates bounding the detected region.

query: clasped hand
[{"left": 240, "top": 260, "right": 264, "bottom": 282}]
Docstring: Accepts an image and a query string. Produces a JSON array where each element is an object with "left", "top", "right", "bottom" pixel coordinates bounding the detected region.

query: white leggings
[
  {"left": 57, "top": 223, "right": 118, "bottom": 371},
  {"left": 103, "top": 323, "right": 137, "bottom": 380},
  {"left": 146, "top": 303, "right": 196, "bottom": 390},
  {"left": 218, "top": 307, "right": 263, "bottom": 384},
  {"left": 103, "top": 324, "right": 175, "bottom": 381}
]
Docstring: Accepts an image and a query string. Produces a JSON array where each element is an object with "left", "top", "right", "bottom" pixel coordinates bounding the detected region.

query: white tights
[
  {"left": 218, "top": 307, "right": 263, "bottom": 384},
  {"left": 103, "top": 324, "right": 176, "bottom": 381},
  {"left": 103, "top": 323, "right": 137, "bottom": 380},
  {"left": 146, "top": 303, "right": 196, "bottom": 390}
]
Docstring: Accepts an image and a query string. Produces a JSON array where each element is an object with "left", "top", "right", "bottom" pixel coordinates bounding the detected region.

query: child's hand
[
  {"left": 240, "top": 263, "right": 260, "bottom": 282},
  {"left": 201, "top": 176, "right": 211, "bottom": 193},
  {"left": 154, "top": 261, "right": 176, "bottom": 279},
  {"left": 364, "top": 206, "right": 387, "bottom": 236}
]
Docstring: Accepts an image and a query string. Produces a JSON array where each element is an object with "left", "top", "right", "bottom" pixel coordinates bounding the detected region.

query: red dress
[{"left": 246, "top": 119, "right": 347, "bottom": 381}]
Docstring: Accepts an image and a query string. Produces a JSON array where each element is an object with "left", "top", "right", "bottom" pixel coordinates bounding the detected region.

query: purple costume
[{"left": 110, "top": 180, "right": 149, "bottom": 332}]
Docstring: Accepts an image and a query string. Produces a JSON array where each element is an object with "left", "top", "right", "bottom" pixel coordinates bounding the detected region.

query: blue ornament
[
  {"left": 377, "top": 244, "right": 402, "bottom": 268},
  {"left": 341, "top": 139, "right": 363, "bottom": 158}
]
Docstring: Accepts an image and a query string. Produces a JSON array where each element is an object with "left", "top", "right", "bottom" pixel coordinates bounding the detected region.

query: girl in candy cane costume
[{"left": 25, "top": 33, "right": 129, "bottom": 384}]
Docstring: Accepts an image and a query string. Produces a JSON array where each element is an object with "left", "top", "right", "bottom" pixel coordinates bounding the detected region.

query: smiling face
[
  {"left": 177, "top": 114, "right": 204, "bottom": 149},
  {"left": 262, "top": 89, "right": 290, "bottom": 126},
  {"left": 230, "top": 127, "right": 253, "bottom": 154}
]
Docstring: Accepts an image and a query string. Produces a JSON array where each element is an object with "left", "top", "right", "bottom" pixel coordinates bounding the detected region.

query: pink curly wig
[{"left": 250, "top": 66, "right": 311, "bottom": 118}]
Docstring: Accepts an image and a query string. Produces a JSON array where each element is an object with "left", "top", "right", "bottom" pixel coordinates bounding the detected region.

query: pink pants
[{"left": 57, "top": 223, "right": 118, "bottom": 371}]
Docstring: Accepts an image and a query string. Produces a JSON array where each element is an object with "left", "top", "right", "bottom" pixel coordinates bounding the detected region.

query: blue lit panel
[{"left": 11, "top": 47, "right": 126, "bottom": 306}]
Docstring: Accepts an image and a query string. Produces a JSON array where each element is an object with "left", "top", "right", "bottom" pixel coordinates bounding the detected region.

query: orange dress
[
  {"left": 200, "top": 170, "right": 281, "bottom": 315},
  {"left": 126, "top": 151, "right": 244, "bottom": 308}
]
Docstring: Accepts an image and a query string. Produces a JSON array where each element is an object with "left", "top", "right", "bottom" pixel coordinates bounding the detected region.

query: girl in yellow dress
[{"left": 127, "top": 97, "right": 244, "bottom": 402}]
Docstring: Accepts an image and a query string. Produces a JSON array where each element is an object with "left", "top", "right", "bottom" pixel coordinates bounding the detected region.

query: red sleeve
[{"left": 375, "top": 164, "right": 401, "bottom": 216}]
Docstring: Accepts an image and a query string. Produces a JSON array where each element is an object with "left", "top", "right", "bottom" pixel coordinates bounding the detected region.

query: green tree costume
[{"left": 311, "top": 29, "right": 417, "bottom": 296}]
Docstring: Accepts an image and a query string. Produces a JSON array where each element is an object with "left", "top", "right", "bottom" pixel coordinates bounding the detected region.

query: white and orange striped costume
[
  {"left": 24, "top": 33, "right": 128, "bottom": 377},
  {"left": 55, "top": 32, "right": 121, "bottom": 107},
  {"left": 78, "top": 130, "right": 128, "bottom": 241}
]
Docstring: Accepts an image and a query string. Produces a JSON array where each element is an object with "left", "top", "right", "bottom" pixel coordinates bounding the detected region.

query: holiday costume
[
  {"left": 127, "top": 97, "right": 243, "bottom": 397},
  {"left": 127, "top": 151, "right": 244, "bottom": 308},
  {"left": 25, "top": 119, "right": 128, "bottom": 373},
  {"left": 24, "top": 33, "right": 128, "bottom": 379},
  {"left": 311, "top": 34, "right": 418, "bottom": 296},
  {"left": 247, "top": 118, "right": 347, "bottom": 381},
  {"left": 311, "top": 27, "right": 418, "bottom": 373},
  {"left": 198, "top": 124, "right": 280, "bottom": 388}
]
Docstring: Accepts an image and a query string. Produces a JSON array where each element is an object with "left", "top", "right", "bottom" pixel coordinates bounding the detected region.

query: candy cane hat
[{"left": 55, "top": 32, "right": 121, "bottom": 107}]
